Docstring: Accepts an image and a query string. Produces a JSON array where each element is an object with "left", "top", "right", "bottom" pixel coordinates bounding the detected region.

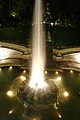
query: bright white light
[
  {"left": 58, "top": 113, "right": 62, "bottom": 118},
  {"left": 60, "top": 69, "right": 62, "bottom": 72},
  {"left": 55, "top": 71, "right": 59, "bottom": 74},
  {"left": 9, "top": 110, "right": 13, "bottom": 114},
  {"left": 29, "top": 66, "right": 48, "bottom": 89},
  {"left": 29, "top": 80, "right": 47, "bottom": 89},
  {"left": 70, "top": 70, "right": 73, "bottom": 73},
  {"left": 20, "top": 76, "right": 26, "bottom": 81},
  {"left": 45, "top": 70, "right": 47, "bottom": 74},
  {"left": 63, "top": 91, "right": 69, "bottom": 97},
  {"left": 29, "top": 0, "right": 47, "bottom": 89},
  {"left": 23, "top": 70, "right": 26, "bottom": 73},
  {"left": 7, "top": 91, "right": 14, "bottom": 97},
  {"left": 51, "top": 22, "right": 54, "bottom": 26},
  {"left": 9, "top": 66, "right": 12, "bottom": 70},
  {"left": 29, "top": 78, "right": 47, "bottom": 89},
  {"left": 56, "top": 76, "right": 62, "bottom": 82}
]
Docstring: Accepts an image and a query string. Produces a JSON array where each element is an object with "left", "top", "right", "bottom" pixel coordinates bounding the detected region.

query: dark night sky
[
  {"left": 0, "top": 0, "right": 80, "bottom": 22},
  {"left": 50, "top": 0, "right": 80, "bottom": 15}
]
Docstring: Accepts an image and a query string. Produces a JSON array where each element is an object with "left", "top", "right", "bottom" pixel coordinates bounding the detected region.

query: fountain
[
  {"left": 17, "top": 0, "right": 59, "bottom": 110},
  {"left": 29, "top": 0, "right": 47, "bottom": 89}
]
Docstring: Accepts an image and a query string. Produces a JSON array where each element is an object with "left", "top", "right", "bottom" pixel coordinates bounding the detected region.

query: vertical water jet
[
  {"left": 17, "top": 0, "right": 59, "bottom": 110},
  {"left": 29, "top": 0, "right": 47, "bottom": 89}
]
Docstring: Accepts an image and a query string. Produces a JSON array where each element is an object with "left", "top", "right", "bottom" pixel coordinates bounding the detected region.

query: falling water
[{"left": 29, "top": 0, "right": 47, "bottom": 88}]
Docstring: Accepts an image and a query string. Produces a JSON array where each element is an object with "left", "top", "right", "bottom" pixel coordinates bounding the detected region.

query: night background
[
  {"left": 0, "top": 0, "right": 80, "bottom": 46},
  {"left": 0, "top": 0, "right": 80, "bottom": 120}
]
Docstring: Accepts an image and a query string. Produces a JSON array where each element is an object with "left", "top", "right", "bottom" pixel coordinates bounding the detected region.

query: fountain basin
[{"left": 17, "top": 79, "right": 59, "bottom": 110}]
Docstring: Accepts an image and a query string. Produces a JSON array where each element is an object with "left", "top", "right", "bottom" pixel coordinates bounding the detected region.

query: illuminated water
[{"left": 29, "top": 0, "right": 46, "bottom": 88}]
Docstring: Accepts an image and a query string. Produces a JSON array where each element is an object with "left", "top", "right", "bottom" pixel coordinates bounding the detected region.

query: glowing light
[
  {"left": 43, "top": 21, "right": 46, "bottom": 23},
  {"left": 70, "top": 70, "right": 73, "bottom": 73},
  {"left": 29, "top": 66, "right": 48, "bottom": 89},
  {"left": 9, "top": 110, "right": 13, "bottom": 114},
  {"left": 9, "top": 66, "right": 12, "bottom": 70},
  {"left": 23, "top": 70, "right": 26, "bottom": 73},
  {"left": 7, "top": 91, "right": 14, "bottom": 97},
  {"left": 56, "top": 76, "right": 62, "bottom": 82},
  {"left": 63, "top": 91, "right": 69, "bottom": 97},
  {"left": 60, "top": 69, "right": 62, "bottom": 72},
  {"left": 51, "top": 22, "right": 54, "bottom": 26},
  {"left": 58, "top": 113, "right": 62, "bottom": 118},
  {"left": 29, "top": 0, "right": 47, "bottom": 89},
  {"left": 29, "top": 80, "right": 47, "bottom": 89},
  {"left": 55, "top": 71, "right": 59, "bottom": 74},
  {"left": 20, "top": 76, "right": 26, "bottom": 81},
  {"left": 45, "top": 70, "right": 47, "bottom": 74}
]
